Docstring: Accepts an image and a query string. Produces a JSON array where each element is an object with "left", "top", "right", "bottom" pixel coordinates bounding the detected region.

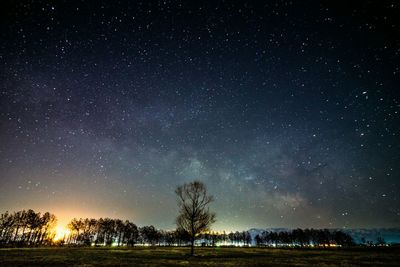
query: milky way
[{"left": 1, "top": 1, "right": 399, "bottom": 230}]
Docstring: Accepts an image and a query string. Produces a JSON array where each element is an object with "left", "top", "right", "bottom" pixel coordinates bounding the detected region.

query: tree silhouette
[
  {"left": 102, "top": 218, "right": 116, "bottom": 246},
  {"left": 38, "top": 212, "right": 56, "bottom": 244},
  {"left": 12, "top": 210, "right": 25, "bottom": 242},
  {"left": 68, "top": 218, "right": 84, "bottom": 244},
  {"left": 1, "top": 209, "right": 357, "bottom": 248},
  {"left": 115, "top": 219, "right": 124, "bottom": 246},
  {"left": 124, "top": 221, "right": 139, "bottom": 246},
  {"left": 140, "top": 225, "right": 160, "bottom": 246},
  {"left": 175, "top": 180, "right": 216, "bottom": 255},
  {"left": 0, "top": 209, "right": 56, "bottom": 246}
]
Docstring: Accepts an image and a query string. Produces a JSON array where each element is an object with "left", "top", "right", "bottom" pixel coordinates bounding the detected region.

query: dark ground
[{"left": 0, "top": 247, "right": 399, "bottom": 266}]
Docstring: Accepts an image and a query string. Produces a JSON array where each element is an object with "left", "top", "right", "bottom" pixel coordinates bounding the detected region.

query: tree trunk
[
  {"left": 190, "top": 236, "right": 195, "bottom": 255},
  {"left": 118, "top": 232, "right": 122, "bottom": 246},
  {"left": 21, "top": 226, "right": 26, "bottom": 242},
  {"left": 40, "top": 227, "right": 48, "bottom": 244},
  {"left": 27, "top": 230, "right": 32, "bottom": 244},
  {"left": 13, "top": 225, "right": 20, "bottom": 242}
]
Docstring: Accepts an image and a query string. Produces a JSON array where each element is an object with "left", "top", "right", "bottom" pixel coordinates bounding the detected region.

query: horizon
[
  {"left": 1, "top": 1, "right": 399, "bottom": 232},
  {"left": 3, "top": 208, "right": 400, "bottom": 247},
  {"left": 3, "top": 208, "right": 400, "bottom": 234}
]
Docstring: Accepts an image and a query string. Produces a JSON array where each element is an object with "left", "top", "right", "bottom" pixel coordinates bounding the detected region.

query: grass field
[{"left": 0, "top": 246, "right": 399, "bottom": 266}]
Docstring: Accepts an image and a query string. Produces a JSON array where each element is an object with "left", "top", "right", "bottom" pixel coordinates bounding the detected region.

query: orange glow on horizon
[{"left": 53, "top": 226, "right": 71, "bottom": 241}]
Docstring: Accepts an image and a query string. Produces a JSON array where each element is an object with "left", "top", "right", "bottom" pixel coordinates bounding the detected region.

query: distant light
[{"left": 54, "top": 226, "right": 70, "bottom": 241}]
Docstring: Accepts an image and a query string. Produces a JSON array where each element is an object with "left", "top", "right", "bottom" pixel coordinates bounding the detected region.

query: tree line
[
  {"left": 66, "top": 217, "right": 192, "bottom": 246},
  {"left": 0, "top": 209, "right": 57, "bottom": 246},
  {"left": 254, "top": 228, "right": 354, "bottom": 247},
  {"left": 64, "top": 217, "right": 253, "bottom": 247},
  {"left": 1, "top": 209, "right": 355, "bottom": 248},
  {"left": 0, "top": 211, "right": 248, "bottom": 247}
]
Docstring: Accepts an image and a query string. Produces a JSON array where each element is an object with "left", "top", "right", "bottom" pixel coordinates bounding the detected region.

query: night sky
[{"left": 1, "top": 1, "right": 399, "bottom": 231}]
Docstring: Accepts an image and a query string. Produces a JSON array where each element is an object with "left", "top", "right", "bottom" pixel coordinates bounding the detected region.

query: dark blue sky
[{"left": 1, "top": 0, "right": 399, "bottom": 230}]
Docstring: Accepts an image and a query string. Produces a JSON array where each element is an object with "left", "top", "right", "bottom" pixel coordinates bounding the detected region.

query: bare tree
[
  {"left": 175, "top": 180, "right": 216, "bottom": 255},
  {"left": 115, "top": 219, "right": 124, "bottom": 246},
  {"left": 68, "top": 218, "right": 84, "bottom": 244},
  {"left": 140, "top": 225, "right": 160, "bottom": 246},
  {"left": 123, "top": 221, "right": 139, "bottom": 246}
]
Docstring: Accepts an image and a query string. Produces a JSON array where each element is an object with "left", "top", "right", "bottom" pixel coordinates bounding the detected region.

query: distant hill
[
  {"left": 341, "top": 228, "right": 400, "bottom": 244},
  {"left": 247, "top": 228, "right": 400, "bottom": 245}
]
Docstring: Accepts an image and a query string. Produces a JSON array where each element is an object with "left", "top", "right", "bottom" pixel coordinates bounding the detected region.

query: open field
[{"left": 0, "top": 247, "right": 399, "bottom": 266}]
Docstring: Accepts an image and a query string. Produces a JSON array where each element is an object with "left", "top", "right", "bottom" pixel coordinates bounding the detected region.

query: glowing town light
[{"left": 53, "top": 226, "right": 71, "bottom": 241}]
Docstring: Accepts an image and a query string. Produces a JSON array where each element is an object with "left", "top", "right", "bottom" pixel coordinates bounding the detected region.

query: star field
[{"left": 0, "top": 1, "right": 399, "bottom": 230}]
